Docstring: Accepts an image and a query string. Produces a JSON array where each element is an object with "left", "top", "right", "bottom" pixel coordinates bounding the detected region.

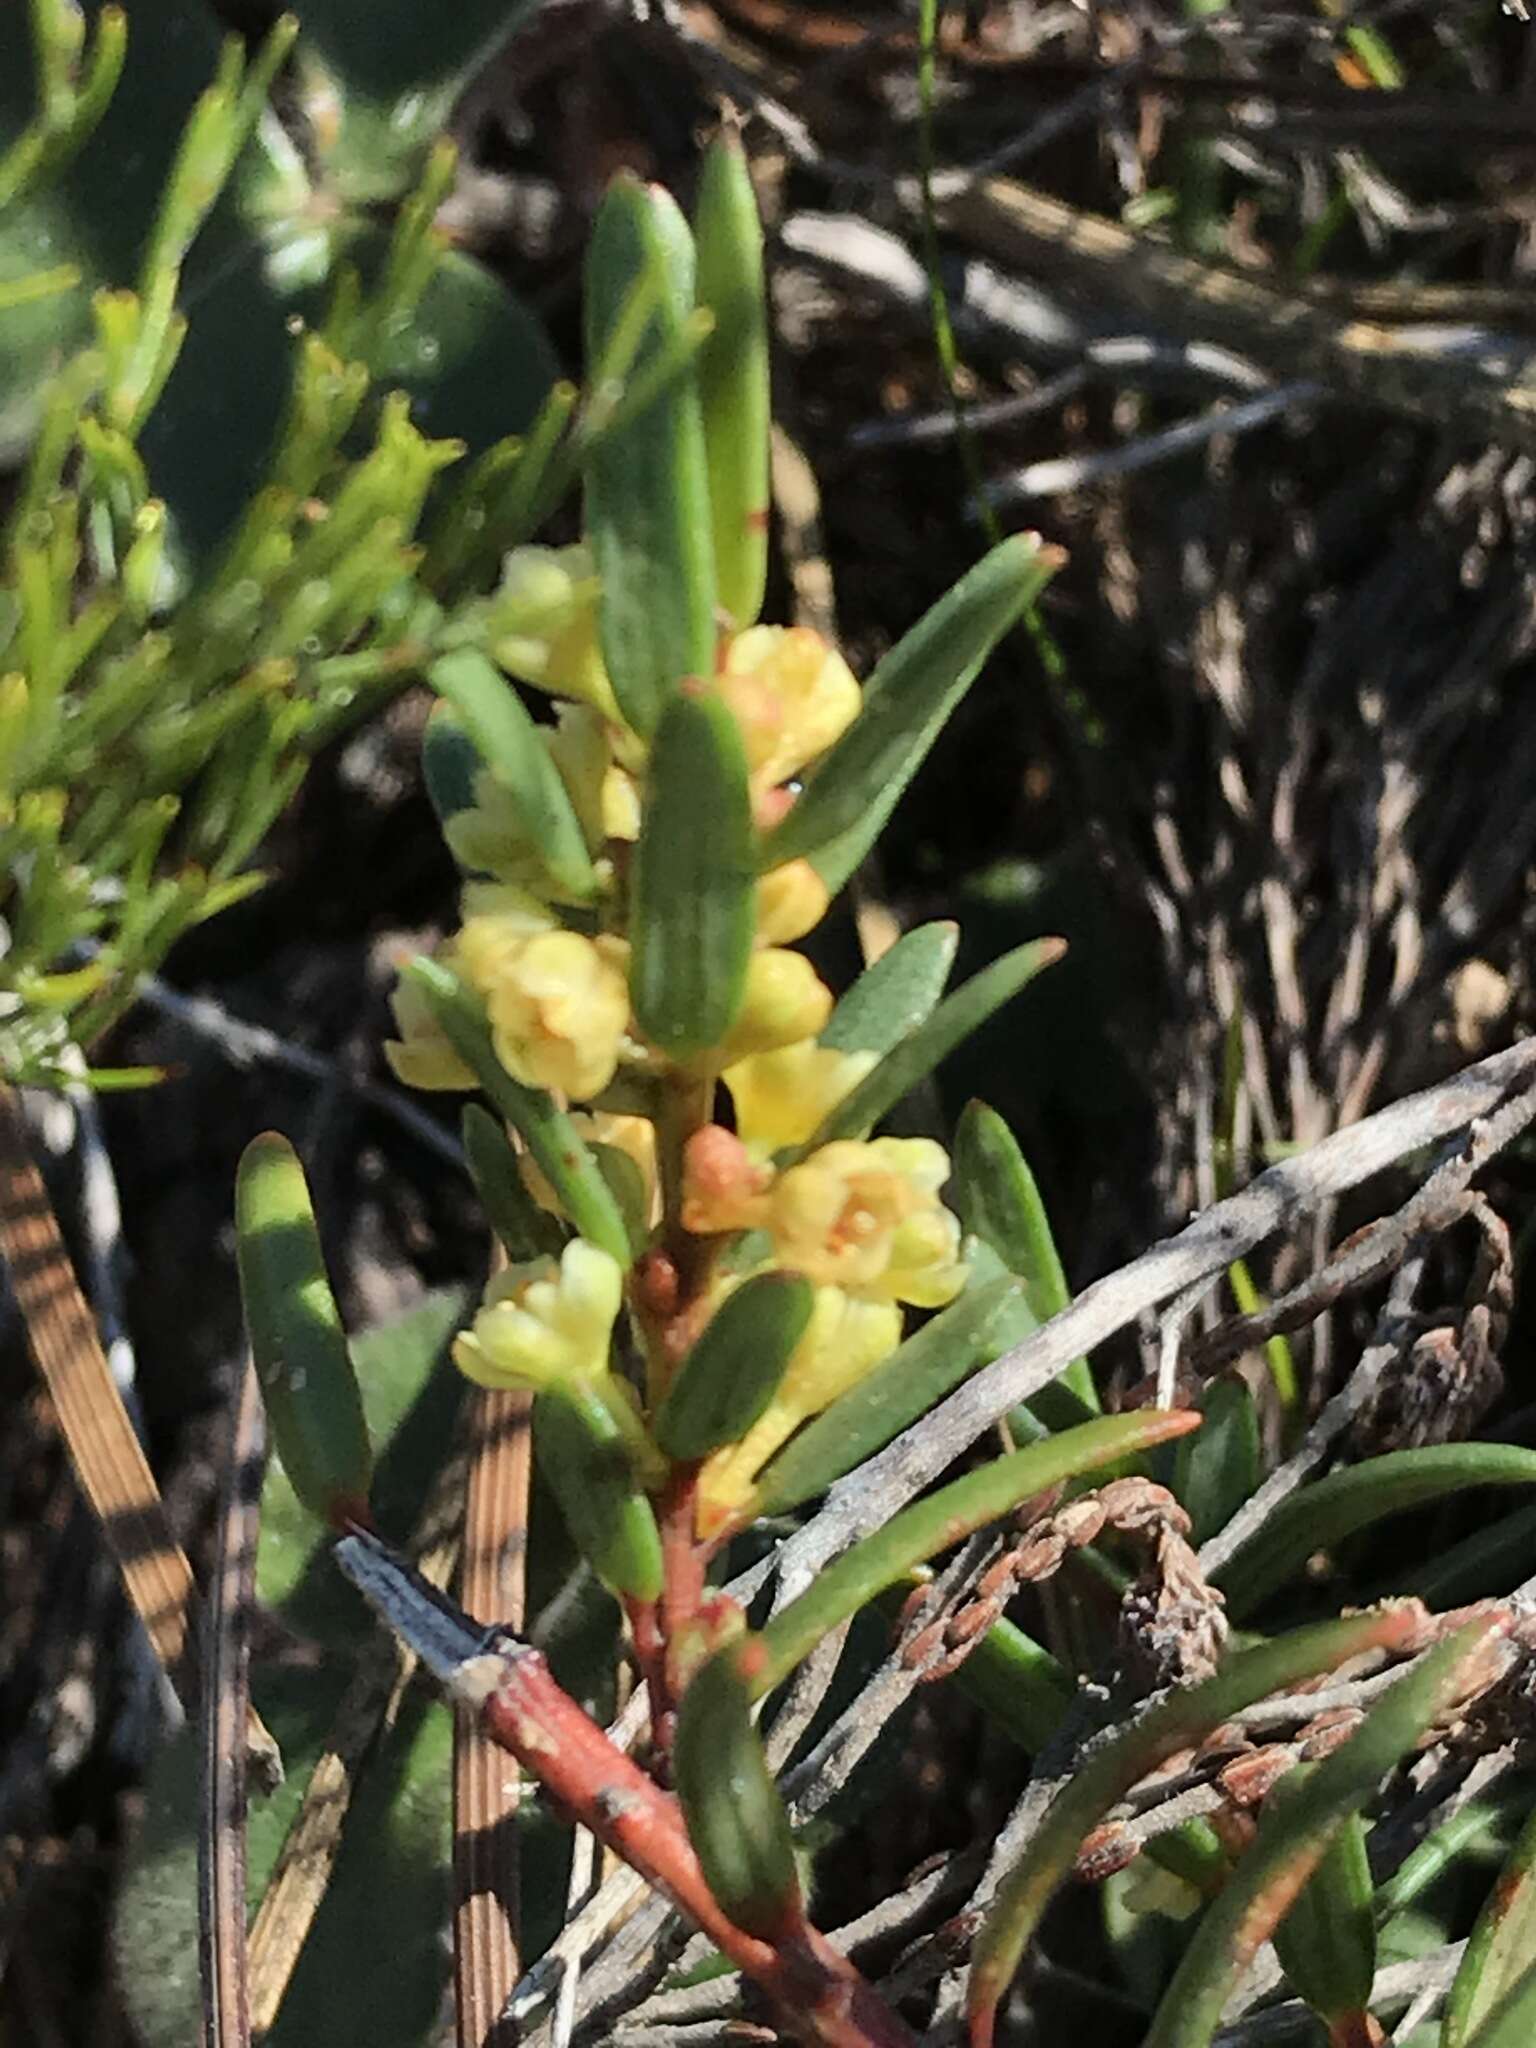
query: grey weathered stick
[{"left": 772, "top": 1035, "right": 1536, "bottom": 1603}]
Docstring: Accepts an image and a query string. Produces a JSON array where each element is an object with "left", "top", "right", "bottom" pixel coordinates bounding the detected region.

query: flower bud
[
  {"left": 715, "top": 949, "right": 832, "bottom": 1065},
  {"left": 453, "top": 1238, "right": 623, "bottom": 1391},
  {"left": 490, "top": 544, "right": 621, "bottom": 723},
  {"left": 716, "top": 625, "right": 860, "bottom": 790},
  {"left": 724, "top": 1039, "right": 878, "bottom": 1154},
  {"left": 755, "top": 860, "right": 830, "bottom": 946}
]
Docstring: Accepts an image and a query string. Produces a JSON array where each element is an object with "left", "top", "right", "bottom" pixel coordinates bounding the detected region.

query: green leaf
[
  {"left": 1271, "top": 1791, "right": 1376, "bottom": 2022},
  {"left": 693, "top": 133, "right": 769, "bottom": 629},
  {"left": 750, "top": 1263, "right": 1024, "bottom": 1515},
  {"left": 675, "top": 1638, "right": 803, "bottom": 1939},
  {"left": 533, "top": 1383, "right": 664, "bottom": 1602},
  {"left": 819, "top": 920, "right": 958, "bottom": 1055},
  {"left": 654, "top": 1272, "right": 812, "bottom": 1461},
  {"left": 235, "top": 1132, "right": 372, "bottom": 1527},
  {"left": 965, "top": 1605, "right": 1444, "bottom": 2045},
  {"left": 759, "top": 534, "right": 1061, "bottom": 879},
  {"left": 790, "top": 938, "right": 1065, "bottom": 1158},
  {"left": 1463, "top": 1964, "right": 1536, "bottom": 2048},
  {"left": 1445, "top": 1799, "right": 1536, "bottom": 2048},
  {"left": 404, "top": 956, "right": 630, "bottom": 1268},
  {"left": 1214, "top": 1443, "right": 1536, "bottom": 1618},
  {"left": 1136, "top": 1622, "right": 1500, "bottom": 2048},
  {"left": 460, "top": 1104, "right": 564, "bottom": 1263},
  {"left": 755, "top": 1408, "right": 1200, "bottom": 1692},
  {"left": 583, "top": 175, "right": 716, "bottom": 737},
  {"left": 952, "top": 1100, "right": 1098, "bottom": 1418},
  {"left": 950, "top": 1613, "right": 1074, "bottom": 1754},
  {"left": 427, "top": 649, "right": 596, "bottom": 902},
  {"left": 628, "top": 690, "right": 756, "bottom": 1059},
  {"left": 1174, "top": 1375, "right": 1261, "bottom": 1547},
  {"left": 421, "top": 702, "right": 484, "bottom": 836}
]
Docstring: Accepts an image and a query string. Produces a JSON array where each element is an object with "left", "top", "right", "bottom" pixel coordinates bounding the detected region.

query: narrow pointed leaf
[
  {"left": 965, "top": 1605, "right": 1440, "bottom": 2045},
  {"left": 460, "top": 1104, "right": 564, "bottom": 1263},
  {"left": 756, "top": 1409, "right": 1199, "bottom": 1691},
  {"left": 694, "top": 133, "right": 769, "bottom": 629},
  {"left": 1445, "top": 1799, "right": 1536, "bottom": 2048},
  {"left": 629, "top": 690, "right": 756, "bottom": 1059},
  {"left": 953, "top": 1100, "right": 1097, "bottom": 1415},
  {"left": 675, "top": 1638, "right": 802, "bottom": 1939},
  {"left": 589, "top": 1139, "right": 652, "bottom": 1260},
  {"left": 654, "top": 1272, "right": 812, "bottom": 1461},
  {"left": 760, "top": 534, "right": 1061, "bottom": 877},
  {"left": 427, "top": 649, "right": 596, "bottom": 900},
  {"left": 1463, "top": 1964, "right": 1536, "bottom": 2048},
  {"left": 790, "top": 938, "right": 1065, "bottom": 1158},
  {"left": 1135, "top": 1622, "right": 1501, "bottom": 2048},
  {"left": 820, "top": 920, "right": 958, "bottom": 1056},
  {"left": 751, "top": 1264, "right": 1024, "bottom": 1516},
  {"left": 1271, "top": 1789, "right": 1375, "bottom": 2022},
  {"left": 1215, "top": 1443, "right": 1536, "bottom": 1618},
  {"left": 405, "top": 956, "right": 630, "bottom": 1267},
  {"left": 583, "top": 176, "right": 715, "bottom": 737},
  {"left": 236, "top": 1134, "right": 372, "bottom": 1527},
  {"left": 533, "top": 1384, "right": 663, "bottom": 1602},
  {"left": 1175, "top": 1374, "right": 1261, "bottom": 1547}
]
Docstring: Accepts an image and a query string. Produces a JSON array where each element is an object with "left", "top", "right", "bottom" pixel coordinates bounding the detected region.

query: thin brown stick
[
  {"left": 0, "top": 1082, "right": 197, "bottom": 1687},
  {"left": 198, "top": 1363, "right": 264, "bottom": 2048},
  {"left": 454, "top": 1387, "right": 533, "bottom": 2048}
]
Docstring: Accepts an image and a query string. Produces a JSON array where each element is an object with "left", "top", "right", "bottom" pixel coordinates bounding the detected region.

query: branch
[{"left": 771, "top": 1036, "right": 1536, "bottom": 1603}]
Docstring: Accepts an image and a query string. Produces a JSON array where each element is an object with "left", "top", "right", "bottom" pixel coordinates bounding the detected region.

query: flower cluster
[{"left": 389, "top": 542, "right": 971, "bottom": 1543}]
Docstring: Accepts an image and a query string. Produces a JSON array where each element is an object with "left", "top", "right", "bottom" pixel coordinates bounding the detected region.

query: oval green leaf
[
  {"left": 694, "top": 133, "right": 769, "bottom": 630},
  {"left": 819, "top": 919, "right": 958, "bottom": 1056},
  {"left": 235, "top": 1132, "right": 372, "bottom": 1526},
  {"left": 628, "top": 689, "right": 756, "bottom": 1059},
  {"left": 675, "top": 1639, "right": 803, "bottom": 1940},
  {"left": 1271, "top": 1787, "right": 1376, "bottom": 2022},
  {"left": 583, "top": 175, "right": 716, "bottom": 737},
  {"left": 533, "top": 1382, "right": 663, "bottom": 1603},
  {"left": 654, "top": 1271, "right": 812, "bottom": 1462}
]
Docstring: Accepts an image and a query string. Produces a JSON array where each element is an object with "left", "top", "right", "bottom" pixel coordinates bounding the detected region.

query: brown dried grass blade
[
  {"left": 453, "top": 1387, "right": 532, "bottom": 2048},
  {"left": 245, "top": 1430, "right": 469, "bottom": 2040},
  {"left": 0, "top": 1081, "right": 196, "bottom": 1687},
  {"left": 199, "top": 1363, "right": 264, "bottom": 2048}
]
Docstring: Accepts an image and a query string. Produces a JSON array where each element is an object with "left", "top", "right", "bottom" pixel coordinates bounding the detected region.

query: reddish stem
[{"left": 473, "top": 1637, "right": 916, "bottom": 2048}]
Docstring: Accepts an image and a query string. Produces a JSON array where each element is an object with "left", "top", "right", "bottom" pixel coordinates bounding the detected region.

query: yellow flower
[
  {"left": 452, "top": 884, "right": 630, "bottom": 1100},
  {"left": 755, "top": 860, "right": 830, "bottom": 946},
  {"left": 714, "top": 949, "right": 833, "bottom": 1065},
  {"left": 445, "top": 708, "right": 639, "bottom": 898},
  {"left": 717, "top": 625, "right": 860, "bottom": 790},
  {"left": 543, "top": 702, "right": 641, "bottom": 848},
  {"left": 724, "top": 1038, "right": 878, "bottom": 1155},
  {"left": 453, "top": 1238, "right": 623, "bottom": 1391},
  {"left": 767, "top": 1137, "right": 967, "bottom": 1306},
  {"left": 383, "top": 965, "right": 476, "bottom": 1091},
  {"left": 695, "top": 1285, "right": 902, "bottom": 1536},
  {"left": 484, "top": 928, "right": 630, "bottom": 1101},
  {"left": 490, "top": 544, "right": 621, "bottom": 723}
]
